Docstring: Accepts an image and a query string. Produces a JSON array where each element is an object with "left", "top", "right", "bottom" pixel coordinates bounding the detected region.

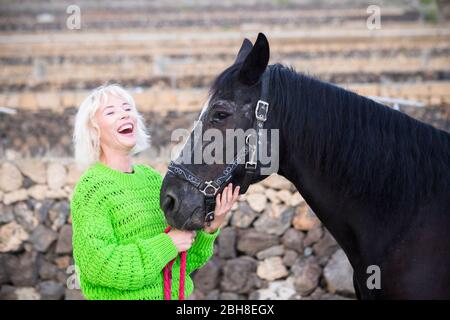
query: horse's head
[{"left": 161, "top": 33, "right": 278, "bottom": 230}]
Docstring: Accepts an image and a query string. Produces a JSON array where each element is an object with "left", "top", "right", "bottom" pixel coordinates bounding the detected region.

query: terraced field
[
  {"left": 0, "top": 0, "right": 449, "bottom": 302},
  {"left": 0, "top": 0, "right": 449, "bottom": 152}
]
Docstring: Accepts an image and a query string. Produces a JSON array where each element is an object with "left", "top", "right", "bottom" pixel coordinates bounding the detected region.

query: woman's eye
[{"left": 106, "top": 112, "right": 114, "bottom": 115}]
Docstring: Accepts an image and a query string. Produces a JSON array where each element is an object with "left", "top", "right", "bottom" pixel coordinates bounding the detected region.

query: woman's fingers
[
  {"left": 215, "top": 187, "right": 224, "bottom": 215},
  {"left": 227, "top": 183, "right": 233, "bottom": 203},
  {"left": 223, "top": 185, "right": 230, "bottom": 211},
  {"left": 214, "top": 184, "right": 240, "bottom": 216},
  {"left": 222, "top": 186, "right": 227, "bottom": 205},
  {"left": 219, "top": 185, "right": 228, "bottom": 212},
  {"left": 216, "top": 192, "right": 221, "bottom": 209},
  {"left": 225, "top": 185, "right": 229, "bottom": 200},
  {"left": 232, "top": 186, "right": 240, "bottom": 202}
]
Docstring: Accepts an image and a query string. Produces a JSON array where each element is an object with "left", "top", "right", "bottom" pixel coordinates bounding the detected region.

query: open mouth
[{"left": 117, "top": 123, "right": 134, "bottom": 135}]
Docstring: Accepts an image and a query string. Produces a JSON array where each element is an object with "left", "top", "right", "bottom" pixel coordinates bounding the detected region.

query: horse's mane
[{"left": 211, "top": 63, "right": 450, "bottom": 209}]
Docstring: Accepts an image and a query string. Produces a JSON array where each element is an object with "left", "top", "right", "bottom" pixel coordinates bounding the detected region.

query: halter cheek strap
[
  {"left": 246, "top": 68, "right": 271, "bottom": 172},
  {"left": 167, "top": 68, "right": 271, "bottom": 225}
]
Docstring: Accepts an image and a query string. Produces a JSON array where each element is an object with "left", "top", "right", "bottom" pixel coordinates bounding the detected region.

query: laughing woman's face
[{"left": 95, "top": 94, "right": 137, "bottom": 153}]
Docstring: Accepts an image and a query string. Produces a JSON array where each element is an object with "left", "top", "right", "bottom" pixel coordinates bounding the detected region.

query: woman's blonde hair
[{"left": 73, "top": 83, "right": 150, "bottom": 170}]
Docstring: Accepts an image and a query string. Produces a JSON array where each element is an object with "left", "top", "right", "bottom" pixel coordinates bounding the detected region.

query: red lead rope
[{"left": 163, "top": 226, "right": 187, "bottom": 300}]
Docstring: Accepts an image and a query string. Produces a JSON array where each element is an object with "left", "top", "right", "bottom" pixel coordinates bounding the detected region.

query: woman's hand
[
  {"left": 203, "top": 183, "right": 240, "bottom": 233},
  {"left": 167, "top": 229, "right": 196, "bottom": 252}
]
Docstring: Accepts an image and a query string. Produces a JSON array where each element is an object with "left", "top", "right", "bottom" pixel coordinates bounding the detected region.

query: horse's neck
[
  {"left": 271, "top": 75, "right": 348, "bottom": 216},
  {"left": 271, "top": 78, "right": 376, "bottom": 262},
  {"left": 278, "top": 147, "right": 351, "bottom": 228}
]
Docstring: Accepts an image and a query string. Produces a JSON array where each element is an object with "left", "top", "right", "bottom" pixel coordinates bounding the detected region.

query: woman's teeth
[{"left": 118, "top": 123, "right": 133, "bottom": 134}]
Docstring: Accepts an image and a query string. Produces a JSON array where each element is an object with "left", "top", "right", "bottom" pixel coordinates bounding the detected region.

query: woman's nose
[{"left": 120, "top": 111, "right": 130, "bottom": 120}]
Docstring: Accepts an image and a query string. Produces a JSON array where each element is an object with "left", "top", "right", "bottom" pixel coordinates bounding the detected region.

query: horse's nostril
[
  {"left": 162, "top": 195, "right": 174, "bottom": 212},
  {"left": 162, "top": 193, "right": 178, "bottom": 214}
]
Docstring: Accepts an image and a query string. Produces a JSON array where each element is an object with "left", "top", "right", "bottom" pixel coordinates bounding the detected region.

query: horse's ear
[
  {"left": 234, "top": 38, "right": 253, "bottom": 64},
  {"left": 238, "top": 33, "right": 270, "bottom": 85}
]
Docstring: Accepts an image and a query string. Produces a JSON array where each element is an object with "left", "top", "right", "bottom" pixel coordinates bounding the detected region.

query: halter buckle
[
  {"left": 204, "top": 197, "right": 216, "bottom": 225},
  {"left": 199, "top": 180, "right": 220, "bottom": 197},
  {"left": 205, "top": 211, "right": 215, "bottom": 223},
  {"left": 245, "top": 161, "right": 257, "bottom": 171},
  {"left": 255, "top": 100, "right": 269, "bottom": 122}
]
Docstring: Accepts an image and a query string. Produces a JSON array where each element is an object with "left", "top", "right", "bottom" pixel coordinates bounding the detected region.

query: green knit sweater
[{"left": 70, "top": 161, "right": 220, "bottom": 300}]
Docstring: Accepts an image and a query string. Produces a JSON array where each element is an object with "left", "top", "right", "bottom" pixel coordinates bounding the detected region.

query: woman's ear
[
  {"left": 89, "top": 119, "right": 101, "bottom": 144},
  {"left": 238, "top": 33, "right": 270, "bottom": 86}
]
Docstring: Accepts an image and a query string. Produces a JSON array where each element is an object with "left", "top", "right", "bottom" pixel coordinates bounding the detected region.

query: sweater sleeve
[
  {"left": 70, "top": 180, "right": 179, "bottom": 291},
  {"left": 185, "top": 228, "right": 220, "bottom": 274}
]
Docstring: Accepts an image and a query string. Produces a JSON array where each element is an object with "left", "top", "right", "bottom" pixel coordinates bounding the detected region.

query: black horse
[{"left": 160, "top": 33, "right": 450, "bottom": 299}]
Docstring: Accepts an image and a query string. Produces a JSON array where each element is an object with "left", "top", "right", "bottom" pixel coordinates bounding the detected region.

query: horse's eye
[{"left": 211, "top": 111, "right": 231, "bottom": 123}]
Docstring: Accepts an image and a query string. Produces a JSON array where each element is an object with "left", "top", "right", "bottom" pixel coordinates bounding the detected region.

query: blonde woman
[{"left": 71, "top": 84, "right": 239, "bottom": 299}]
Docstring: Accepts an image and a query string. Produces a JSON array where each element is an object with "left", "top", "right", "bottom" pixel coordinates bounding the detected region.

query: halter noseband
[{"left": 167, "top": 68, "right": 271, "bottom": 226}]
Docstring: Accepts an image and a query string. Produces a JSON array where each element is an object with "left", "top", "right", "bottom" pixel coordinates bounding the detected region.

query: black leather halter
[{"left": 167, "top": 68, "right": 271, "bottom": 225}]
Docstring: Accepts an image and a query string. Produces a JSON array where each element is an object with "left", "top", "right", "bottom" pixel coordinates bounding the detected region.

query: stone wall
[
  {"left": 0, "top": 158, "right": 81, "bottom": 299},
  {"left": 0, "top": 104, "right": 448, "bottom": 300},
  {"left": 0, "top": 157, "right": 354, "bottom": 300}
]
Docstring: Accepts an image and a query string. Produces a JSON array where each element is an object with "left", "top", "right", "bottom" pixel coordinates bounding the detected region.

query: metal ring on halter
[
  {"left": 245, "top": 134, "right": 257, "bottom": 171},
  {"left": 199, "top": 180, "right": 220, "bottom": 197},
  {"left": 204, "top": 197, "right": 216, "bottom": 226},
  {"left": 205, "top": 210, "right": 215, "bottom": 224}
]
